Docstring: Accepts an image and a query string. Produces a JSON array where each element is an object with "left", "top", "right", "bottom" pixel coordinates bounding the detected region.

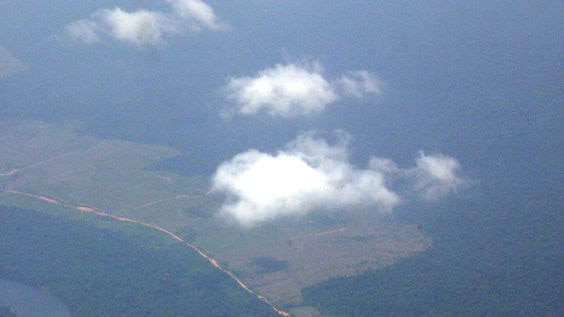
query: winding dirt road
[
  {"left": 0, "top": 169, "right": 19, "bottom": 176},
  {"left": 1, "top": 189, "right": 290, "bottom": 316}
]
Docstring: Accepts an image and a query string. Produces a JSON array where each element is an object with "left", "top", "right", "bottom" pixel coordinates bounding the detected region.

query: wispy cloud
[
  {"left": 100, "top": 8, "right": 175, "bottom": 46},
  {"left": 222, "top": 62, "right": 382, "bottom": 117},
  {"left": 166, "top": 0, "right": 219, "bottom": 30},
  {"left": 66, "top": 19, "right": 102, "bottom": 44},
  {"left": 337, "top": 70, "right": 383, "bottom": 98},
  {"left": 66, "top": 0, "right": 221, "bottom": 46},
  {"left": 0, "top": 46, "right": 28, "bottom": 78},
  {"left": 211, "top": 131, "right": 465, "bottom": 227},
  {"left": 410, "top": 152, "right": 466, "bottom": 200}
]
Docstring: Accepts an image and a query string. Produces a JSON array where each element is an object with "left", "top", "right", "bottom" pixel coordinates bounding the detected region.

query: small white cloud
[
  {"left": 66, "top": 19, "right": 102, "bottom": 44},
  {"left": 66, "top": 0, "right": 220, "bottom": 46},
  {"left": 98, "top": 8, "right": 176, "bottom": 46},
  {"left": 224, "top": 62, "right": 338, "bottom": 117},
  {"left": 222, "top": 62, "right": 382, "bottom": 117},
  {"left": 337, "top": 70, "right": 383, "bottom": 98},
  {"left": 410, "top": 151, "right": 465, "bottom": 200},
  {"left": 368, "top": 157, "right": 400, "bottom": 174},
  {"left": 167, "top": 0, "right": 219, "bottom": 30},
  {"left": 286, "top": 130, "right": 352, "bottom": 163},
  {"left": 0, "top": 46, "right": 28, "bottom": 78}
]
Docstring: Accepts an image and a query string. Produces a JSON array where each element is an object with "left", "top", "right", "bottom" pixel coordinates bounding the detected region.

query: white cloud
[
  {"left": 224, "top": 62, "right": 337, "bottom": 117},
  {"left": 338, "top": 70, "right": 383, "bottom": 98},
  {"left": 99, "top": 8, "right": 176, "bottom": 46},
  {"left": 212, "top": 131, "right": 466, "bottom": 227},
  {"left": 410, "top": 151, "right": 465, "bottom": 200},
  {"left": 167, "top": 0, "right": 219, "bottom": 30},
  {"left": 66, "top": 19, "right": 102, "bottom": 44},
  {"left": 66, "top": 0, "right": 220, "bottom": 46},
  {"left": 222, "top": 62, "right": 382, "bottom": 117},
  {"left": 0, "top": 46, "right": 28, "bottom": 78}
]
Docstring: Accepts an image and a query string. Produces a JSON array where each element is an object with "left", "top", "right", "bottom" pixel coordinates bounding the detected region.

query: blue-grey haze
[{"left": 1, "top": 1, "right": 562, "bottom": 315}]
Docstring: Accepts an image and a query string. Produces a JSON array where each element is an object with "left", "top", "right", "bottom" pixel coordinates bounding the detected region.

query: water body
[{"left": 0, "top": 279, "right": 72, "bottom": 317}]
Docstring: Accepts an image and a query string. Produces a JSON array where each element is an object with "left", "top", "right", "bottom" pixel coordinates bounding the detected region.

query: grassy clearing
[{"left": 0, "top": 120, "right": 431, "bottom": 315}]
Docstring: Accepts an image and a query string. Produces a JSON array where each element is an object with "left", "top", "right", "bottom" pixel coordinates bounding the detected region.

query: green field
[{"left": 0, "top": 120, "right": 431, "bottom": 315}]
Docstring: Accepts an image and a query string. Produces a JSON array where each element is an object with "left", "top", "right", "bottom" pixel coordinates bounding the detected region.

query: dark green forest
[
  {"left": 302, "top": 189, "right": 562, "bottom": 317},
  {"left": 0, "top": 205, "right": 279, "bottom": 317},
  {"left": 0, "top": 307, "right": 17, "bottom": 317}
]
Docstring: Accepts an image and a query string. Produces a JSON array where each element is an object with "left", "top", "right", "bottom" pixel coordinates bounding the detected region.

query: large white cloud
[
  {"left": 222, "top": 62, "right": 382, "bottom": 117},
  {"left": 211, "top": 131, "right": 464, "bottom": 227},
  {"left": 66, "top": 0, "right": 220, "bottom": 46}
]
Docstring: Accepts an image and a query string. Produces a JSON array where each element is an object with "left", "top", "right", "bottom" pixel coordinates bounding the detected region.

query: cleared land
[{"left": 0, "top": 120, "right": 431, "bottom": 315}]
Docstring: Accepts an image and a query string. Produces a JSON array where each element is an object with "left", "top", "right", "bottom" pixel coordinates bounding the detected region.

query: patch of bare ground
[{"left": 203, "top": 216, "right": 432, "bottom": 308}]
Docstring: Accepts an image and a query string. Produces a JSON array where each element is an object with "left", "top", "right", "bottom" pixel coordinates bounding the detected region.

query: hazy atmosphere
[{"left": 1, "top": 1, "right": 562, "bottom": 316}]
